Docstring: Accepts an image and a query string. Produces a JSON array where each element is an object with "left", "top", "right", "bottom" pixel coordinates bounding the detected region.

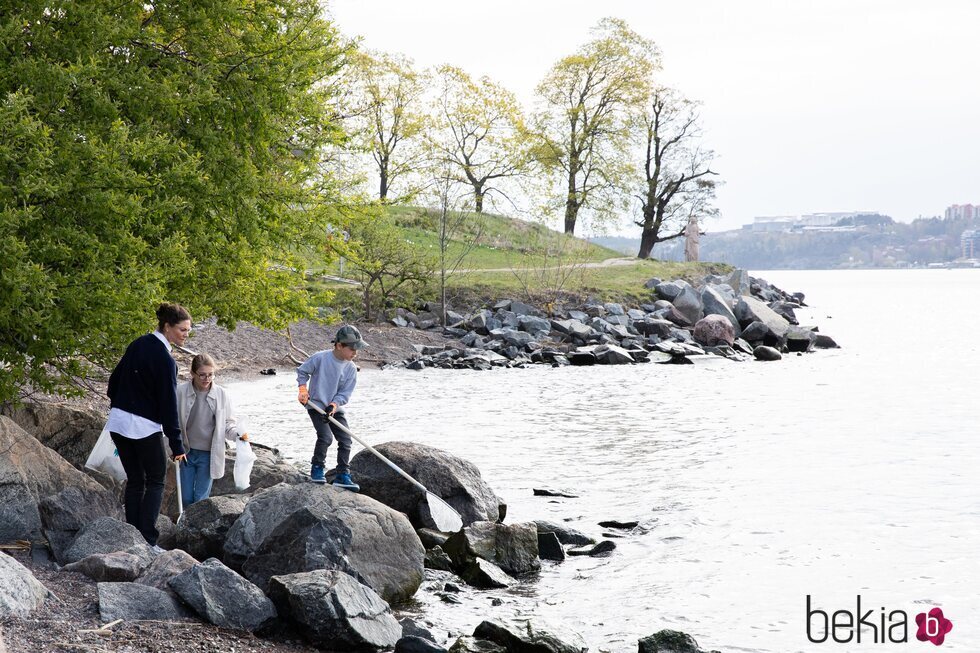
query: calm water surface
[{"left": 228, "top": 270, "right": 979, "bottom": 652}]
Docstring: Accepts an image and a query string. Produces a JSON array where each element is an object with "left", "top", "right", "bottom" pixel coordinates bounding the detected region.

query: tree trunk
[
  {"left": 636, "top": 202, "right": 657, "bottom": 258},
  {"left": 637, "top": 229, "right": 657, "bottom": 259},
  {"left": 563, "top": 170, "right": 579, "bottom": 234},
  {"left": 379, "top": 164, "right": 389, "bottom": 201},
  {"left": 474, "top": 190, "right": 484, "bottom": 214},
  {"left": 363, "top": 284, "right": 372, "bottom": 321}
]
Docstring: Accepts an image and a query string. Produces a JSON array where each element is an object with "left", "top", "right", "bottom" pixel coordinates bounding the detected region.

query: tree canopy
[
  {"left": 428, "top": 65, "right": 534, "bottom": 214},
  {"left": 535, "top": 17, "right": 660, "bottom": 235},
  {"left": 0, "top": 0, "right": 346, "bottom": 400}
]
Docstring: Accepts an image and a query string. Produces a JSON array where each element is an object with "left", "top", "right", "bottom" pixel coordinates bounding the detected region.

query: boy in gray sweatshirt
[{"left": 296, "top": 325, "right": 367, "bottom": 489}]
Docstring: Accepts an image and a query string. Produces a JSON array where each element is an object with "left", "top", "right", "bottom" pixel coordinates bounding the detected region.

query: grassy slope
[{"left": 327, "top": 205, "right": 731, "bottom": 306}]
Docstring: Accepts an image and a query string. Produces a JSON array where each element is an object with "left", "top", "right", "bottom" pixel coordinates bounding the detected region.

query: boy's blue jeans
[
  {"left": 179, "top": 448, "right": 213, "bottom": 508},
  {"left": 307, "top": 410, "right": 352, "bottom": 474}
]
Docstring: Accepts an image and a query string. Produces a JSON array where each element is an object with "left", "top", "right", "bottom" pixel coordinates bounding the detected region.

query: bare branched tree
[{"left": 632, "top": 87, "right": 718, "bottom": 259}]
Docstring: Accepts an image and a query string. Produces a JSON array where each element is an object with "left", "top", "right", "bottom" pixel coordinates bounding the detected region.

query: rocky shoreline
[
  {"left": 384, "top": 269, "right": 838, "bottom": 370},
  {"left": 0, "top": 401, "right": 724, "bottom": 653},
  {"left": 0, "top": 269, "right": 833, "bottom": 652}
]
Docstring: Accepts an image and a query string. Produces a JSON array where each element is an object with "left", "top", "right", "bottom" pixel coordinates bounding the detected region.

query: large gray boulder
[
  {"left": 753, "top": 345, "right": 782, "bottom": 361},
  {"left": 0, "top": 551, "right": 50, "bottom": 617},
  {"left": 739, "top": 321, "right": 773, "bottom": 344},
  {"left": 454, "top": 557, "right": 512, "bottom": 589},
  {"left": 224, "top": 484, "right": 424, "bottom": 604},
  {"left": 350, "top": 442, "right": 502, "bottom": 529},
  {"left": 559, "top": 319, "right": 595, "bottom": 341},
  {"left": 241, "top": 502, "right": 424, "bottom": 603},
  {"left": 473, "top": 620, "right": 587, "bottom": 653},
  {"left": 670, "top": 282, "right": 704, "bottom": 326},
  {"left": 269, "top": 570, "right": 401, "bottom": 651},
  {"left": 700, "top": 286, "right": 740, "bottom": 336},
  {"left": 533, "top": 521, "right": 595, "bottom": 546},
  {"left": 449, "top": 637, "right": 507, "bottom": 653},
  {"left": 169, "top": 558, "right": 276, "bottom": 632},
  {"left": 62, "top": 517, "right": 153, "bottom": 566},
  {"left": 720, "top": 269, "right": 751, "bottom": 296},
  {"left": 0, "top": 416, "right": 108, "bottom": 542},
  {"left": 518, "top": 315, "right": 552, "bottom": 337},
  {"left": 1, "top": 402, "right": 103, "bottom": 468},
  {"left": 397, "top": 635, "right": 449, "bottom": 653},
  {"left": 63, "top": 552, "right": 148, "bottom": 582},
  {"left": 652, "top": 304, "right": 694, "bottom": 328},
  {"left": 593, "top": 344, "right": 635, "bottom": 365},
  {"left": 98, "top": 582, "right": 195, "bottom": 622},
  {"left": 638, "top": 629, "right": 716, "bottom": 653},
  {"left": 634, "top": 318, "right": 674, "bottom": 339},
  {"left": 442, "top": 521, "right": 539, "bottom": 577},
  {"left": 653, "top": 281, "right": 683, "bottom": 302},
  {"left": 785, "top": 325, "right": 818, "bottom": 352},
  {"left": 172, "top": 494, "right": 249, "bottom": 560},
  {"left": 39, "top": 485, "right": 124, "bottom": 564},
  {"left": 693, "top": 315, "right": 736, "bottom": 347},
  {"left": 137, "top": 549, "right": 199, "bottom": 592},
  {"left": 734, "top": 295, "right": 790, "bottom": 337}
]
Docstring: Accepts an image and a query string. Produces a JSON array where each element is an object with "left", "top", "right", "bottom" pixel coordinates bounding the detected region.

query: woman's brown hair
[{"left": 156, "top": 303, "right": 191, "bottom": 331}]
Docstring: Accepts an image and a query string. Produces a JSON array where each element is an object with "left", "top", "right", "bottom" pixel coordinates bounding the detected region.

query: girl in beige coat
[{"left": 176, "top": 354, "right": 249, "bottom": 507}]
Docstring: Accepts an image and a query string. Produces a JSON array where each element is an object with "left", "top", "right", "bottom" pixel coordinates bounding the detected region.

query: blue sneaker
[
  {"left": 310, "top": 464, "right": 326, "bottom": 484},
  {"left": 332, "top": 472, "right": 360, "bottom": 492}
]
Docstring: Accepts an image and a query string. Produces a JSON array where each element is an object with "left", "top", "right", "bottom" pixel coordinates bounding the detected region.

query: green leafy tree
[
  {"left": 0, "top": 0, "right": 346, "bottom": 401},
  {"left": 535, "top": 17, "right": 659, "bottom": 235},
  {"left": 345, "top": 211, "right": 435, "bottom": 321},
  {"left": 632, "top": 87, "right": 718, "bottom": 259},
  {"left": 345, "top": 50, "right": 429, "bottom": 203},
  {"left": 428, "top": 65, "right": 534, "bottom": 214}
]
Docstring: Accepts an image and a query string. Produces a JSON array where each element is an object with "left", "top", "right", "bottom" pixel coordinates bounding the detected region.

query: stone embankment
[
  {"left": 0, "top": 402, "right": 728, "bottom": 652},
  {"left": 385, "top": 269, "right": 839, "bottom": 371}
]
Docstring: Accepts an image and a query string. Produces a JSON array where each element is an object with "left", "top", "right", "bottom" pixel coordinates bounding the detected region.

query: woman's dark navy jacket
[{"left": 107, "top": 333, "right": 185, "bottom": 456}]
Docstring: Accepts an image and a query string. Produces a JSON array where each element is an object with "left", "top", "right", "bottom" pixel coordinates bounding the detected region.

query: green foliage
[
  {"left": 0, "top": 0, "right": 347, "bottom": 400},
  {"left": 343, "top": 209, "right": 436, "bottom": 320},
  {"left": 535, "top": 17, "right": 661, "bottom": 234},
  {"left": 343, "top": 50, "right": 429, "bottom": 202},
  {"left": 428, "top": 66, "right": 535, "bottom": 213}
]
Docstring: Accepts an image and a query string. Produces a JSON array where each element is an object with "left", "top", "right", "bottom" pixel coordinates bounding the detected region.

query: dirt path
[{"left": 456, "top": 256, "right": 638, "bottom": 274}]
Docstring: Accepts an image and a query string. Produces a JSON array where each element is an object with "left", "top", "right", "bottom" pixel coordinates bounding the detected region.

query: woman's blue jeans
[{"left": 178, "top": 448, "right": 213, "bottom": 508}]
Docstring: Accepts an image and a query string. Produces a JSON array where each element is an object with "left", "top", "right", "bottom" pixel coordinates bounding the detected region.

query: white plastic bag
[
  {"left": 85, "top": 426, "right": 127, "bottom": 481},
  {"left": 233, "top": 440, "right": 257, "bottom": 490}
]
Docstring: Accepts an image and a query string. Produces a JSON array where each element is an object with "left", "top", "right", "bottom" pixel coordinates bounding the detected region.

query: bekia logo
[
  {"left": 806, "top": 595, "right": 953, "bottom": 646},
  {"left": 915, "top": 608, "right": 953, "bottom": 646}
]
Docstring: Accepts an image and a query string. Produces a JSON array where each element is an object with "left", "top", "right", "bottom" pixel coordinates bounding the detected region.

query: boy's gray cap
[{"left": 334, "top": 325, "right": 367, "bottom": 349}]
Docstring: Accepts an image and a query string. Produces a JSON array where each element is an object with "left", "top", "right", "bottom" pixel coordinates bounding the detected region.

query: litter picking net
[{"left": 427, "top": 493, "right": 463, "bottom": 533}]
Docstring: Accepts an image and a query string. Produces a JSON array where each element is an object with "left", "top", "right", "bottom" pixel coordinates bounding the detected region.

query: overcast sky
[{"left": 329, "top": 0, "right": 980, "bottom": 234}]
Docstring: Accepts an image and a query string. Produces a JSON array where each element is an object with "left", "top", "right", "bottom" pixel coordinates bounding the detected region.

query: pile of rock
[
  {"left": 1, "top": 402, "right": 731, "bottom": 652},
  {"left": 385, "top": 270, "right": 839, "bottom": 370},
  {"left": 0, "top": 406, "right": 569, "bottom": 651}
]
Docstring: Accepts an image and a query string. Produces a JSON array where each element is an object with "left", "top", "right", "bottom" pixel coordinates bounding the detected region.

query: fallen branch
[
  {"left": 78, "top": 618, "right": 123, "bottom": 636},
  {"left": 173, "top": 343, "right": 199, "bottom": 357},
  {"left": 285, "top": 326, "right": 310, "bottom": 363},
  {"left": 0, "top": 540, "right": 31, "bottom": 551}
]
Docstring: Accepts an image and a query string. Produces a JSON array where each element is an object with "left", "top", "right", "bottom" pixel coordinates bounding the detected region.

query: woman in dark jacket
[{"left": 106, "top": 303, "right": 190, "bottom": 548}]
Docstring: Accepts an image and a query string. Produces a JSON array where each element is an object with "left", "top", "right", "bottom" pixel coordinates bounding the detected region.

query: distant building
[
  {"left": 745, "top": 211, "right": 875, "bottom": 232},
  {"left": 961, "top": 229, "right": 980, "bottom": 258},
  {"left": 946, "top": 204, "right": 978, "bottom": 221}
]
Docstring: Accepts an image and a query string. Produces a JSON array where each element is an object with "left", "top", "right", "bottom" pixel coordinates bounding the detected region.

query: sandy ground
[
  {"left": 26, "top": 320, "right": 456, "bottom": 415},
  {"left": 184, "top": 319, "right": 458, "bottom": 375}
]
